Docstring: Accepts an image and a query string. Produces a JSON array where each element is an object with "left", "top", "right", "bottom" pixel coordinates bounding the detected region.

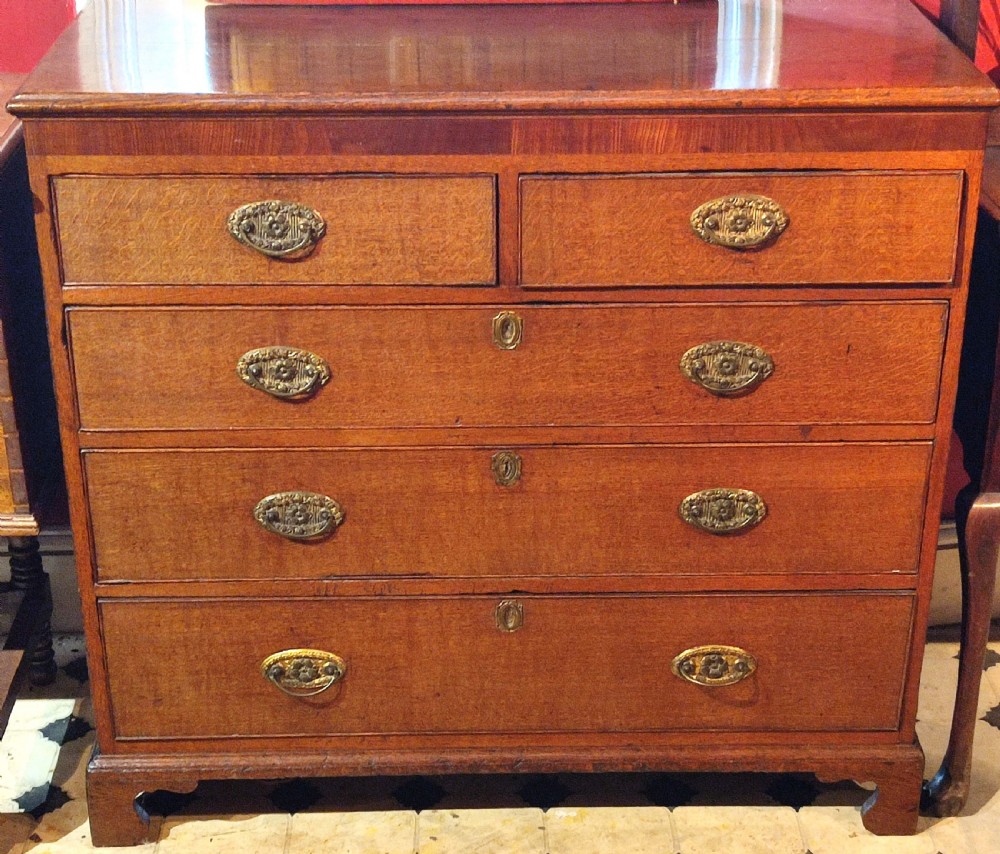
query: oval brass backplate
[
  {"left": 679, "top": 341, "right": 774, "bottom": 397},
  {"left": 671, "top": 645, "right": 756, "bottom": 687},
  {"left": 491, "top": 451, "right": 522, "bottom": 487},
  {"left": 227, "top": 200, "right": 326, "bottom": 258},
  {"left": 237, "top": 347, "right": 332, "bottom": 400},
  {"left": 493, "top": 310, "right": 523, "bottom": 350},
  {"left": 253, "top": 491, "right": 344, "bottom": 540},
  {"left": 261, "top": 649, "right": 346, "bottom": 696},
  {"left": 495, "top": 600, "right": 524, "bottom": 632},
  {"left": 690, "top": 194, "right": 789, "bottom": 250},
  {"left": 679, "top": 488, "right": 766, "bottom": 535}
]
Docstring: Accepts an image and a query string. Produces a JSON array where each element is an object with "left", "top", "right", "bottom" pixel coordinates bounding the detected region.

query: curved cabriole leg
[
  {"left": 87, "top": 752, "right": 198, "bottom": 848},
  {"left": 8, "top": 536, "right": 56, "bottom": 686},
  {"left": 923, "top": 491, "right": 1000, "bottom": 817}
]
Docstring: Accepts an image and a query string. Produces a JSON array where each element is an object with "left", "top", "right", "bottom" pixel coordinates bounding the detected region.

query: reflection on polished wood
[{"left": 9, "top": 0, "right": 997, "bottom": 114}]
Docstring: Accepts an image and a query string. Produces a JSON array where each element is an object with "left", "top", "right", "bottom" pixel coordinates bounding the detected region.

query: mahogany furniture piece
[
  {"left": 924, "top": 110, "right": 1000, "bottom": 816},
  {"left": 8, "top": 0, "right": 999, "bottom": 845},
  {"left": 0, "top": 72, "right": 58, "bottom": 732}
]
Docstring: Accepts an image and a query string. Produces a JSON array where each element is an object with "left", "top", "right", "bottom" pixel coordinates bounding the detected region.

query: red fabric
[
  {"left": 0, "top": 0, "right": 77, "bottom": 74},
  {"left": 912, "top": 0, "right": 1000, "bottom": 83}
]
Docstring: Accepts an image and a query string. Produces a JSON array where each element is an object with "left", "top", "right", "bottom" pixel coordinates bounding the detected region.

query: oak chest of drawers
[{"left": 9, "top": 0, "right": 999, "bottom": 844}]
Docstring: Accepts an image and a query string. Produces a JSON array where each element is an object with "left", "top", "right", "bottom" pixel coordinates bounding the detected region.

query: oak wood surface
[
  {"left": 66, "top": 302, "right": 948, "bottom": 432},
  {"left": 7, "top": 0, "right": 997, "bottom": 116},
  {"left": 9, "top": 0, "right": 996, "bottom": 839},
  {"left": 85, "top": 743, "right": 924, "bottom": 845},
  {"left": 54, "top": 174, "right": 496, "bottom": 286},
  {"left": 83, "top": 443, "right": 931, "bottom": 582},
  {"left": 521, "top": 172, "right": 963, "bottom": 287},
  {"left": 100, "top": 593, "right": 914, "bottom": 739},
  {"left": 21, "top": 114, "right": 991, "bottom": 160}
]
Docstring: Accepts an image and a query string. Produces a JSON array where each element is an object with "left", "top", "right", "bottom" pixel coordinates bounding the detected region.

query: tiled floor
[{"left": 2, "top": 635, "right": 1000, "bottom": 853}]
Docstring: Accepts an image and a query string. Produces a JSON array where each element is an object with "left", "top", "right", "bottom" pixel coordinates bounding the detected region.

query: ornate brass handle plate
[
  {"left": 671, "top": 645, "right": 756, "bottom": 687},
  {"left": 690, "top": 195, "right": 789, "bottom": 249},
  {"left": 237, "top": 347, "right": 331, "bottom": 400},
  {"left": 495, "top": 599, "right": 525, "bottom": 632},
  {"left": 254, "top": 491, "right": 344, "bottom": 540},
  {"left": 491, "top": 451, "right": 522, "bottom": 486},
  {"left": 227, "top": 200, "right": 326, "bottom": 258},
  {"left": 679, "top": 341, "right": 774, "bottom": 397},
  {"left": 261, "top": 649, "right": 346, "bottom": 696},
  {"left": 679, "top": 488, "right": 766, "bottom": 535},
  {"left": 493, "top": 310, "right": 523, "bottom": 350}
]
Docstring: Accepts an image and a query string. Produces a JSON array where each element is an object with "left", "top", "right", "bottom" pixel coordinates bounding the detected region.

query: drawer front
[
  {"left": 67, "top": 302, "right": 946, "bottom": 431},
  {"left": 520, "top": 172, "right": 962, "bottom": 287},
  {"left": 101, "top": 593, "right": 913, "bottom": 739},
  {"left": 85, "top": 443, "right": 930, "bottom": 581},
  {"left": 53, "top": 175, "right": 496, "bottom": 286}
]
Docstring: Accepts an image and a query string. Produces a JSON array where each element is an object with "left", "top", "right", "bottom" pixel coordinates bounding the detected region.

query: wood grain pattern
[
  {"left": 83, "top": 443, "right": 931, "bottom": 582},
  {"left": 10, "top": 0, "right": 996, "bottom": 839},
  {"left": 18, "top": 114, "right": 991, "bottom": 160},
  {"left": 521, "top": 172, "right": 963, "bottom": 287},
  {"left": 54, "top": 175, "right": 496, "bottom": 286},
  {"left": 66, "top": 302, "right": 948, "bottom": 432},
  {"left": 100, "top": 593, "right": 914, "bottom": 739},
  {"left": 7, "top": 0, "right": 997, "bottom": 116}
]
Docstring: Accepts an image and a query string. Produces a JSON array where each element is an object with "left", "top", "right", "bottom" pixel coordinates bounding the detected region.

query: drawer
[
  {"left": 520, "top": 172, "right": 962, "bottom": 287},
  {"left": 53, "top": 175, "right": 496, "bottom": 286},
  {"left": 84, "top": 443, "right": 930, "bottom": 581},
  {"left": 101, "top": 593, "right": 913, "bottom": 739},
  {"left": 67, "top": 302, "right": 946, "bottom": 431}
]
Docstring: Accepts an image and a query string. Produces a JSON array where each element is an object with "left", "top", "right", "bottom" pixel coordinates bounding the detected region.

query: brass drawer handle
[
  {"left": 254, "top": 491, "right": 344, "bottom": 540},
  {"left": 493, "top": 310, "right": 523, "bottom": 350},
  {"left": 491, "top": 451, "right": 522, "bottom": 486},
  {"left": 227, "top": 200, "right": 326, "bottom": 258},
  {"left": 690, "top": 195, "right": 789, "bottom": 249},
  {"left": 679, "top": 488, "right": 766, "bottom": 535},
  {"left": 237, "top": 346, "right": 331, "bottom": 399},
  {"left": 679, "top": 341, "right": 774, "bottom": 397},
  {"left": 495, "top": 599, "right": 524, "bottom": 632},
  {"left": 261, "top": 649, "right": 346, "bottom": 696},
  {"left": 671, "top": 645, "right": 756, "bottom": 687}
]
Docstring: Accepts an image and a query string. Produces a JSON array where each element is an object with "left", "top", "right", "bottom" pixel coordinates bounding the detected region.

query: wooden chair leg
[
  {"left": 8, "top": 536, "right": 56, "bottom": 686},
  {"left": 923, "top": 491, "right": 1000, "bottom": 816}
]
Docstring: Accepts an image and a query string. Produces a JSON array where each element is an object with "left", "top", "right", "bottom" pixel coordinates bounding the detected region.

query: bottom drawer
[{"left": 102, "top": 594, "right": 913, "bottom": 740}]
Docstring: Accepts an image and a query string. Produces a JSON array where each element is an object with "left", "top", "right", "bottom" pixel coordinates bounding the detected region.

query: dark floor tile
[
  {"left": 268, "top": 778, "right": 323, "bottom": 813},
  {"left": 516, "top": 775, "right": 571, "bottom": 810},
  {"left": 392, "top": 777, "right": 447, "bottom": 812},
  {"left": 641, "top": 774, "right": 697, "bottom": 808},
  {"left": 764, "top": 774, "right": 821, "bottom": 809}
]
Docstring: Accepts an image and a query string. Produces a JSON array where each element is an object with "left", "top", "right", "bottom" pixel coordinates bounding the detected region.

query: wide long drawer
[
  {"left": 520, "top": 171, "right": 962, "bottom": 287},
  {"left": 67, "top": 302, "right": 947, "bottom": 431},
  {"left": 53, "top": 175, "right": 497, "bottom": 286},
  {"left": 84, "top": 443, "right": 931, "bottom": 581},
  {"left": 101, "top": 593, "right": 913, "bottom": 739}
]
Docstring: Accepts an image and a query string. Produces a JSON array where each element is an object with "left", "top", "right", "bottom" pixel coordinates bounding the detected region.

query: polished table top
[{"left": 8, "top": 0, "right": 998, "bottom": 116}]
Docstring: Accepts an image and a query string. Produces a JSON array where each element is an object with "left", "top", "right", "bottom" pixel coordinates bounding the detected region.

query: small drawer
[
  {"left": 84, "top": 443, "right": 930, "bottom": 581},
  {"left": 53, "top": 174, "right": 496, "bottom": 286},
  {"left": 66, "top": 302, "right": 946, "bottom": 431},
  {"left": 101, "top": 593, "right": 913, "bottom": 740},
  {"left": 520, "top": 171, "right": 962, "bottom": 287}
]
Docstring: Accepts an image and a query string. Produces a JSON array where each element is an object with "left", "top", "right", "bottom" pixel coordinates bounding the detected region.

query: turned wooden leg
[
  {"left": 858, "top": 749, "right": 925, "bottom": 836},
  {"left": 87, "top": 751, "right": 198, "bottom": 848},
  {"left": 923, "top": 491, "right": 1000, "bottom": 816},
  {"left": 8, "top": 536, "right": 56, "bottom": 686}
]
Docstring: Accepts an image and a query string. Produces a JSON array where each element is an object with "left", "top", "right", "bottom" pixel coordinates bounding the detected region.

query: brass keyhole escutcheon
[
  {"left": 491, "top": 451, "right": 522, "bottom": 487},
  {"left": 492, "top": 311, "right": 523, "bottom": 350},
  {"left": 495, "top": 600, "right": 524, "bottom": 632}
]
